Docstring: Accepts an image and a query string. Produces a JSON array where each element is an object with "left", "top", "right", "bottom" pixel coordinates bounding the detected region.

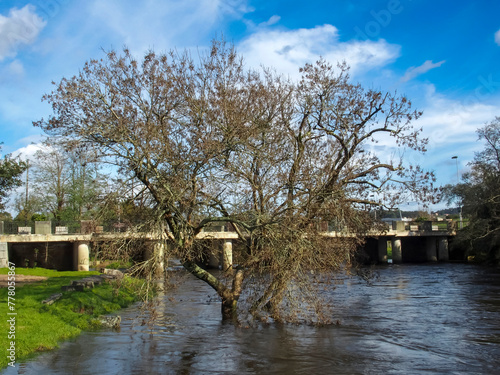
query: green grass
[
  {"left": 436, "top": 222, "right": 449, "bottom": 230},
  {"left": 0, "top": 268, "right": 145, "bottom": 369},
  {"left": 103, "top": 260, "right": 134, "bottom": 270}
]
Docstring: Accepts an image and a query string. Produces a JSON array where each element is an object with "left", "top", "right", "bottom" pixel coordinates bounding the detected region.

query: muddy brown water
[{"left": 3, "top": 263, "right": 500, "bottom": 374}]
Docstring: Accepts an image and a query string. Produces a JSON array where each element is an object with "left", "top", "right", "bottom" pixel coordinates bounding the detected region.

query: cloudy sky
[{"left": 0, "top": 0, "right": 499, "bottom": 211}]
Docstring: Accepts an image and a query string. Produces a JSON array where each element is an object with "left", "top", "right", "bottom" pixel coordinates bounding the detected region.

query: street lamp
[
  {"left": 369, "top": 194, "right": 377, "bottom": 220},
  {"left": 451, "top": 156, "right": 463, "bottom": 229}
]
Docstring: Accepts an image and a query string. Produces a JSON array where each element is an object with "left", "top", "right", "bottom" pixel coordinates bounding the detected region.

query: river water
[{"left": 3, "top": 263, "right": 500, "bottom": 374}]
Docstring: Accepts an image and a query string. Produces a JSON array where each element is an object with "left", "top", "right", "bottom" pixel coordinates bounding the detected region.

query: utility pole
[
  {"left": 25, "top": 161, "right": 29, "bottom": 225},
  {"left": 451, "top": 156, "right": 463, "bottom": 229}
]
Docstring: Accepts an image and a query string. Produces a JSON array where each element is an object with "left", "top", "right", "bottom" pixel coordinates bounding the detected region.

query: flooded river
[{"left": 3, "top": 263, "right": 500, "bottom": 374}]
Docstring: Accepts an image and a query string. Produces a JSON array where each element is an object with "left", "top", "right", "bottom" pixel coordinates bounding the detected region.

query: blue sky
[{"left": 0, "top": 0, "right": 499, "bottom": 211}]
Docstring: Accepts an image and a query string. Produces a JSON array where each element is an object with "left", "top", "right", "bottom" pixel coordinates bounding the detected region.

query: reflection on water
[{"left": 3, "top": 264, "right": 500, "bottom": 374}]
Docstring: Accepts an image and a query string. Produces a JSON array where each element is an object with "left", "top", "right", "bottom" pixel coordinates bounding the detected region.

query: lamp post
[
  {"left": 369, "top": 194, "right": 377, "bottom": 220},
  {"left": 451, "top": 156, "right": 463, "bottom": 229}
]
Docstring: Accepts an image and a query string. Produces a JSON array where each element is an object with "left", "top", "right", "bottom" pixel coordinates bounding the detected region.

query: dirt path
[{"left": 0, "top": 275, "right": 48, "bottom": 287}]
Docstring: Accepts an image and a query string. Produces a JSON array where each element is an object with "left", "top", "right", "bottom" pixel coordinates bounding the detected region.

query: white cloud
[
  {"left": 7, "top": 59, "right": 24, "bottom": 76},
  {"left": 238, "top": 25, "right": 400, "bottom": 78},
  {"left": 0, "top": 5, "right": 46, "bottom": 61},
  {"left": 0, "top": 59, "right": 25, "bottom": 84},
  {"left": 415, "top": 85, "right": 498, "bottom": 141},
  {"left": 86, "top": 0, "right": 251, "bottom": 53},
  {"left": 337, "top": 82, "right": 500, "bottom": 185},
  {"left": 413, "top": 94, "right": 499, "bottom": 186},
  {"left": 259, "top": 15, "right": 280, "bottom": 27},
  {"left": 419, "top": 101, "right": 496, "bottom": 142},
  {"left": 400, "top": 60, "right": 446, "bottom": 82},
  {"left": 495, "top": 29, "right": 500, "bottom": 46},
  {"left": 409, "top": 84, "right": 500, "bottom": 179},
  {"left": 11, "top": 143, "right": 45, "bottom": 162}
]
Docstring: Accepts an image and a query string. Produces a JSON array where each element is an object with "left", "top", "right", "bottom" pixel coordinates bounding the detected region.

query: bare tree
[
  {"left": 29, "top": 141, "right": 107, "bottom": 223},
  {"left": 30, "top": 143, "right": 70, "bottom": 222},
  {"left": 35, "top": 40, "right": 437, "bottom": 322}
]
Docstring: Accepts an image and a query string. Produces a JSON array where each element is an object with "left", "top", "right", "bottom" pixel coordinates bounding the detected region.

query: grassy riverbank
[{"left": 0, "top": 267, "right": 145, "bottom": 369}]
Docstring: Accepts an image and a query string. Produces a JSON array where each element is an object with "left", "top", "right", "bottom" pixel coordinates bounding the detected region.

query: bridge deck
[{"left": 0, "top": 228, "right": 454, "bottom": 244}]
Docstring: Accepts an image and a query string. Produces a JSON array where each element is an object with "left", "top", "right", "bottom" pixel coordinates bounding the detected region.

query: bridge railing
[
  {"left": 0, "top": 218, "right": 462, "bottom": 236},
  {"left": 405, "top": 220, "right": 467, "bottom": 232},
  {"left": 386, "top": 220, "right": 456, "bottom": 232},
  {"left": 0, "top": 220, "right": 141, "bottom": 236}
]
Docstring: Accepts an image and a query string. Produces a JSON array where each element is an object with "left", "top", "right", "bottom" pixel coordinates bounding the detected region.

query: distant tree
[
  {"left": 35, "top": 40, "right": 438, "bottom": 322},
  {"left": 30, "top": 213, "right": 48, "bottom": 221},
  {"left": 30, "top": 142, "right": 107, "bottom": 223},
  {"left": 0, "top": 211, "right": 12, "bottom": 221},
  {"left": 0, "top": 145, "right": 27, "bottom": 211},
  {"left": 94, "top": 175, "right": 155, "bottom": 226},
  {"left": 13, "top": 195, "right": 43, "bottom": 223},
  {"left": 444, "top": 117, "right": 500, "bottom": 262},
  {"left": 63, "top": 149, "right": 107, "bottom": 221},
  {"left": 29, "top": 143, "right": 70, "bottom": 222}
]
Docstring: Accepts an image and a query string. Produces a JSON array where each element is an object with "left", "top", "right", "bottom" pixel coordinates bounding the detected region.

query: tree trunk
[
  {"left": 222, "top": 269, "right": 244, "bottom": 321},
  {"left": 182, "top": 258, "right": 244, "bottom": 321},
  {"left": 221, "top": 296, "right": 238, "bottom": 321},
  {"left": 182, "top": 259, "right": 236, "bottom": 319}
]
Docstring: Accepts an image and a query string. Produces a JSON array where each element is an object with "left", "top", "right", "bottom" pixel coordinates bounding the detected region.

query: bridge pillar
[
  {"left": 391, "top": 238, "right": 402, "bottom": 263},
  {"left": 73, "top": 241, "right": 89, "bottom": 271},
  {"left": 438, "top": 237, "right": 449, "bottom": 261},
  {"left": 156, "top": 242, "right": 165, "bottom": 273},
  {"left": 378, "top": 238, "right": 388, "bottom": 263},
  {"left": 221, "top": 239, "right": 233, "bottom": 272},
  {"left": 207, "top": 251, "right": 220, "bottom": 268},
  {"left": 0, "top": 242, "right": 8, "bottom": 268},
  {"left": 145, "top": 241, "right": 166, "bottom": 276},
  {"left": 426, "top": 237, "right": 438, "bottom": 262}
]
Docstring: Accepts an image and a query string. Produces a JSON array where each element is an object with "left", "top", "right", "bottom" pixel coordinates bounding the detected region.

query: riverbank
[{"left": 0, "top": 267, "right": 145, "bottom": 369}]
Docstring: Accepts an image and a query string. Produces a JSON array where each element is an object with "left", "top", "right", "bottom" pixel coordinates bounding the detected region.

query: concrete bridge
[
  {"left": 0, "top": 220, "right": 455, "bottom": 271},
  {"left": 0, "top": 230, "right": 239, "bottom": 272}
]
